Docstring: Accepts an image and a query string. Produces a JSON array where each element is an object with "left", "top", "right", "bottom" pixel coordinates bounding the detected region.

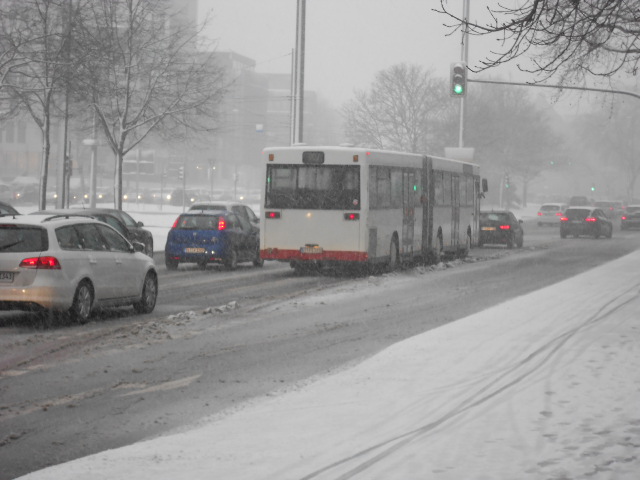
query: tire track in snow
[{"left": 298, "top": 281, "right": 640, "bottom": 480}]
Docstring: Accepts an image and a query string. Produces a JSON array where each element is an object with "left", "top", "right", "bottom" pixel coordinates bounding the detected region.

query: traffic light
[
  {"left": 450, "top": 62, "right": 467, "bottom": 97},
  {"left": 590, "top": 184, "right": 596, "bottom": 192},
  {"left": 178, "top": 166, "right": 184, "bottom": 180},
  {"left": 504, "top": 174, "right": 510, "bottom": 189}
]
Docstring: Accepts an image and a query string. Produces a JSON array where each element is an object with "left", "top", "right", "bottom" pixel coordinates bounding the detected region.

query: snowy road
[
  {"left": 1, "top": 220, "right": 639, "bottom": 479},
  {"left": 15, "top": 237, "right": 640, "bottom": 480}
]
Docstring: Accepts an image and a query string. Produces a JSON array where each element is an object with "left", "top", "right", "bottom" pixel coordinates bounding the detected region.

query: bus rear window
[{"left": 266, "top": 165, "right": 360, "bottom": 210}]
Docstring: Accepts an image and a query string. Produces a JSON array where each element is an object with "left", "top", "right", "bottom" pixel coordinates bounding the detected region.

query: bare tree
[
  {"left": 1, "top": 0, "right": 82, "bottom": 209},
  {"left": 342, "top": 64, "right": 449, "bottom": 153},
  {"left": 75, "top": 0, "right": 226, "bottom": 210},
  {"left": 435, "top": 0, "right": 640, "bottom": 82}
]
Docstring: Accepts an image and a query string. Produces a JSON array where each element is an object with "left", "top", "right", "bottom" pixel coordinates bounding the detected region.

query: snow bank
[{"left": 19, "top": 247, "right": 640, "bottom": 479}]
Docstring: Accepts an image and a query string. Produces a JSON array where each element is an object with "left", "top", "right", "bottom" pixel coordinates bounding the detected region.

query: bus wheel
[{"left": 388, "top": 237, "right": 399, "bottom": 271}]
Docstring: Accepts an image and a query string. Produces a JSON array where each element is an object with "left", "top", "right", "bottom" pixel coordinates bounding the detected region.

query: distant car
[
  {"left": 0, "top": 201, "right": 19, "bottom": 216},
  {"left": 189, "top": 201, "right": 260, "bottom": 227},
  {"left": 0, "top": 214, "right": 158, "bottom": 323},
  {"left": 594, "top": 201, "right": 624, "bottom": 219},
  {"left": 168, "top": 188, "right": 211, "bottom": 206},
  {"left": 31, "top": 208, "right": 154, "bottom": 257},
  {"left": 165, "top": 211, "right": 262, "bottom": 270},
  {"left": 11, "top": 184, "right": 39, "bottom": 204},
  {"left": 560, "top": 207, "right": 613, "bottom": 239},
  {"left": 537, "top": 203, "right": 567, "bottom": 226},
  {"left": 479, "top": 210, "right": 524, "bottom": 248},
  {"left": 568, "top": 196, "right": 591, "bottom": 207},
  {"left": 620, "top": 205, "right": 640, "bottom": 230}
]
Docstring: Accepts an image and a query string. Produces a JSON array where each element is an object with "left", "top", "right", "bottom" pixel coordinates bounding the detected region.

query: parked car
[
  {"left": 165, "top": 211, "right": 262, "bottom": 270},
  {"left": 0, "top": 201, "right": 19, "bottom": 216},
  {"left": 560, "top": 207, "right": 613, "bottom": 239},
  {"left": 31, "top": 208, "right": 154, "bottom": 257},
  {"left": 479, "top": 210, "right": 524, "bottom": 248},
  {"left": 0, "top": 214, "right": 158, "bottom": 323},
  {"left": 189, "top": 201, "right": 260, "bottom": 227},
  {"left": 536, "top": 203, "right": 567, "bottom": 226},
  {"left": 0, "top": 182, "right": 12, "bottom": 203},
  {"left": 594, "top": 201, "right": 624, "bottom": 220},
  {"left": 620, "top": 205, "right": 640, "bottom": 230}
]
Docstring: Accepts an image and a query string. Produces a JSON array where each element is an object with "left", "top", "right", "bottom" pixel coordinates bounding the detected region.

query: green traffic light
[{"left": 453, "top": 84, "right": 464, "bottom": 95}]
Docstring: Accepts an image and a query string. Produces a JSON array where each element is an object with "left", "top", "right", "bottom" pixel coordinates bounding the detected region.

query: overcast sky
[{"left": 198, "top": 0, "right": 516, "bottom": 108}]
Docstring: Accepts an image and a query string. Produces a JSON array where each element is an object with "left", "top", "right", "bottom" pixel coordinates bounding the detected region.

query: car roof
[
  {"left": 480, "top": 210, "right": 512, "bottom": 214},
  {"left": 190, "top": 201, "right": 248, "bottom": 208},
  {"left": 3, "top": 213, "right": 105, "bottom": 227},
  {"left": 179, "top": 210, "right": 228, "bottom": 216},
  {"left": 540, "top": 202, "right": 566, "bottom": 207}
]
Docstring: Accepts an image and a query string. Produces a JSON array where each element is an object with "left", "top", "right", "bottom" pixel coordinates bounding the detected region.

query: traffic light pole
[
  {"left": 458, "top": 0, "right": 470, "bottom": 148},
  {"left": 467, "top": 78, "right": 640, "bottom": 101}
]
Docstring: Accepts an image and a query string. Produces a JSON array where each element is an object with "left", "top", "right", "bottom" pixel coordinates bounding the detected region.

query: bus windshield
[{"left": 265, "top": 164, "right": 360, "bottom": 210}]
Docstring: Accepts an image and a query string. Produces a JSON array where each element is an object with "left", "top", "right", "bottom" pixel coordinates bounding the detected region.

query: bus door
[
  {"left": 402, "top": 170, "right": 416, "bottom": 255},
  {"left": 451, "top": 174, "right": 460, "bottom": 246}
]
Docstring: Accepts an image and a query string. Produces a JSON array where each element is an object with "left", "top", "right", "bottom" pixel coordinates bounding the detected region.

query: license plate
[
  {"left": 571, "top": 220, "right": 582, "bottom": 224},
  {"left": 481, "top": 227, "right": 496, "bottom": 231},
  {"left": 300, "top": 246, "right": 323, "bottom": 254},
  {"left": 0, "top": 271, "right": 14, "bottom": 283},
  {"left": 185, "top": 247, "right": 205, "bottom": 253}
]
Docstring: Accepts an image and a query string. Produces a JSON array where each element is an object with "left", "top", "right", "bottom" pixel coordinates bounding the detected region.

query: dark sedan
[
  {"left": 31, "top": 208, "right": 154, "bottom": 256},
  {"left": 621, "top": 205, "right": 640, "bottom": 230},
  {"left": 560, "top": 207, "right": 613, "bottom": 239},
  {"left": 479, "top": 210, "right": 524, "bottom": 248}
]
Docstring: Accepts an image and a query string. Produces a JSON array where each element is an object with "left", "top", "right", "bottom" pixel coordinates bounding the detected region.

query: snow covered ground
[{"left": 18, "top": 231, "right": 640, "bottom": 479}]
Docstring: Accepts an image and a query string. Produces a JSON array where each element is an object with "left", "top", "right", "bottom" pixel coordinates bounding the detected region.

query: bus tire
[{"left": 388, "top": 236, "right": 399, "bottom": 271}]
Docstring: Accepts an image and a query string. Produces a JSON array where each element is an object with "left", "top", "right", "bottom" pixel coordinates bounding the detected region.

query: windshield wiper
[{"left": 0, "top": 240, "right": 24, "bottom": 251}]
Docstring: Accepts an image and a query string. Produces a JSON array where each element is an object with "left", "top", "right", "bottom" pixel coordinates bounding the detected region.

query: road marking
[{"left": 119, "top": 374, "right": 202, "bottom": 397}]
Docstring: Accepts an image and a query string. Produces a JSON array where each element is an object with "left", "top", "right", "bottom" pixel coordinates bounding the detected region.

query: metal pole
[
  {"left": 290, "top": 48, "right": 296, "bottom": 146},
  {"left": 293, "top": 0, "right": 306, "bottom": 144},
  {"left": 458, "top": 0, "right": 470, "bottom": 148},
  {"left": 89, "top": 113, "right": 98, "bottom": 208}
]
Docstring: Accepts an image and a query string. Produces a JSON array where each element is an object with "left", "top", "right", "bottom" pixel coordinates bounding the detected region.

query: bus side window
[
  {"left": 434, "top": 171, "right": 444, "bottom": 206},
  {"left": 442, "top": 172, "right": 452, "bottom": 206},
  {"left": 376, "top": 167, "right": 391, "bottom": 208},
  {"left": 390, "top": 169, "right": 403, "bottom": 208}
]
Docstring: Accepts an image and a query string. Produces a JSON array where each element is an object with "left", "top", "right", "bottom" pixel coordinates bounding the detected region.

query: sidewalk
[{"left": 20, "top": 249, "right": 640, "bottom": 480}]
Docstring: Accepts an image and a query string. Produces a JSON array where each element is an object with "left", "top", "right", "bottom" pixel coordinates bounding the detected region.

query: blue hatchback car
[{"left": 164, "top": 211, "right": 263, "bottom": 270}]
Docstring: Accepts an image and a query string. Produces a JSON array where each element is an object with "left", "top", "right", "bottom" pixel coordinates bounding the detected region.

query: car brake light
[
  {"left": 172, "top": 217, "right": 179, "bottom": 228},
  {"left": 218, "top": 217, "right": 227, "bottom": 230},
  {"left": 344, "top": 213, "right": 359, "bottom": 220},
  {"left": 585, "top": 217, "right": 597, "bottom": 222},
  {"left": 265, "top": 211, "right": 281, "bottom": 219},
  {"left": 537, "top": 212, "right": 542, "bottom": 216},
  {"left": 556, "top": 212, "right": 562, "bottom": 216},
  {"left": 20, "top": 256, "right": 61, "bottom": 269},
  {"left": 560, "top": 217, "right": 568, "bottom": 222},
  {"left": 499, "top": 225, "right": 510, "bottom": 230},
  {"left": 622, "top": 216, "right": 627, "bottom": 220}
]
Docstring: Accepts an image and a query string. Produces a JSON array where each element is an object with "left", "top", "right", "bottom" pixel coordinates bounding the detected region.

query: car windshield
[
  {"left": 0, "top": 225, "right": 48, "bottom": 252},
  {"left": 565, "top": 208, "right": 591, "bottom": 220},
  {"left": 191, "top": 204, "right": 229, "bottom": 211},
  {"left": 481, "top": 213, "right": 509, "bottom": 222},
  {"left": 175, "top": 215, "right": 222, "bottom": 230}
]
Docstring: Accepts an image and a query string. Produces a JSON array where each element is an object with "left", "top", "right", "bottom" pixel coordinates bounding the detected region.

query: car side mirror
[
  {"left": 137, "top": 221, "right": 144, "bottom": 227},
  {"left": 132, "top": 241, "right": 145, "bottom": 253}
]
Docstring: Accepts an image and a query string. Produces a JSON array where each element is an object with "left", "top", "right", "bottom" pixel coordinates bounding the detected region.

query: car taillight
[
  {"left": 172, "top": 217, "right": 179, "bottom": 228},
  {"left": 537, "top": 212, "right": 542, "bottom": 216},
  {"left": 19, "top": 256, "right": 61, "bottom": 269},
  {"left": 556, "top": 212, "right": 562, "bottom": 216},
  {"left": 622, "top": 216, "right": 628, "bottom": 220},
  {"left": 585, "top": 217, "right": 597, "bottom": 222},
  {"left": 499, "top": 225, "right": 511, "bottom": 230},
  {"left": 560, "top": 217, "right": 569, "bottom": 222},
  {"left": 265, "top": 211, "right": 281, "bottom": 219},
  {"left": 344, "top": 213, "right": 359, "bottom": 221},
  {"left": 218, "top": 217, "right": 227, "bottom": 230}
]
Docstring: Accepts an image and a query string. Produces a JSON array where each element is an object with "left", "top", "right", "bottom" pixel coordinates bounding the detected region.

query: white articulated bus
[{"left": 260, "top": 146, "right": 486, "bottom": 273}]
